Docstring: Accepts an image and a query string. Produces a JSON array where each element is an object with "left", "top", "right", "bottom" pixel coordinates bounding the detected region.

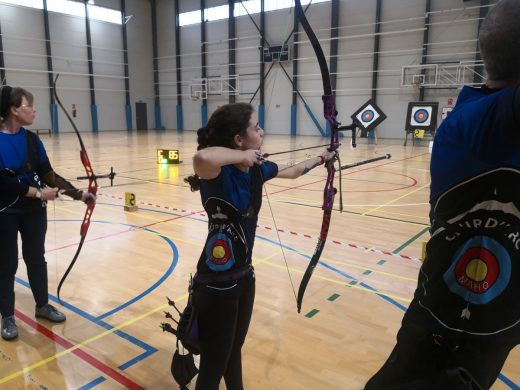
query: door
[{"left": 136, "top": 102, "right": 148, "bottom": 130}]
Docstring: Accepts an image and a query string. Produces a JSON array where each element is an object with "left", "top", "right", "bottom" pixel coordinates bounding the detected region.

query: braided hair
[{"left": 185, "top": 102, "right": 255, "bottom": 191}]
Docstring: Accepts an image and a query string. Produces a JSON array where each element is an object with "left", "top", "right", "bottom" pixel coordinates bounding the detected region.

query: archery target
[
  {"left": 355, "top": 105, "right": 380, "bottom": 128},
  {"left": 351, "top": 99, "right": 387, "bottom": 132},
  {"left": 405, "top": 101, "right": 438, "bottom": 135},
  {"left": 410, "top": 106, "right": 432, "bottom": 126}
]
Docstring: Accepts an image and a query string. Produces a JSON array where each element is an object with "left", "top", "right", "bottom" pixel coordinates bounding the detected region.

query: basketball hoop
[{"left": 411, "top": 80, "right": 422, "bottom": 89}]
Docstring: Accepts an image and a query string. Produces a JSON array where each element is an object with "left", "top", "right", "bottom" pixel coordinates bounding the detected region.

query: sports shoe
[
  {"left": 35, "top": 304, "right": 66, "bottom": 323},
  {"left": 1, "top": 316, "right": 18, "bottom": 340}
]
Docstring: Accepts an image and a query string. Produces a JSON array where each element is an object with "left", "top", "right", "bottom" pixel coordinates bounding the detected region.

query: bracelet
[{"left": 318, "top": 155, "right": 325, "bottom": 165}]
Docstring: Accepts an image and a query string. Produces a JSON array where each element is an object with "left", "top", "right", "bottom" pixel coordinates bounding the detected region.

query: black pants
[
  {"left": 365, "top": 322, "right": 514, "bottom": 390},
  {"left": 193, "top": 273, "right": 255, "bottom": 390},
  {"left": 0, "top": 208, "right": 49, "bottom": 317}
]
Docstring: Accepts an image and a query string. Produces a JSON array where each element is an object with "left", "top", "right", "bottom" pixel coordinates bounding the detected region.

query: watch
[{"left": 35, "top": 189, "right": 42, "bottom": 199}]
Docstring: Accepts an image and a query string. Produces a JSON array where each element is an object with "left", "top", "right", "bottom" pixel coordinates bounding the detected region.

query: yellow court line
[
  {"left": 360, "top": 207, "right": 430, "bottom": 220},
  {"left": 4, "top": 234, "right": 409, "bottom": 382},
  {"left": 325, "top": 258, "right": 418, "bottom": 282},
  {"left": 0, "top": 293, "right": 189, "bottom": 385},
  {"left": 259, "top": 259, "right": 412, "bottom": 303},
  {"left": 362, "top": 182, "right": 431, "bottom": 216},
  {"left": 257, "top": 248, "right": 417, "bottom": 283}
]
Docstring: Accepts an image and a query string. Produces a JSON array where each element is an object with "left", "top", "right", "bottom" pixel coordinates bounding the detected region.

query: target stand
[{"left": 404, "top": 101, "right": 439, "bottom": 146}]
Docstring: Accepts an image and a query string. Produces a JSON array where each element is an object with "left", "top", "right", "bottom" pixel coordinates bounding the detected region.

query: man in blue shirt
[{"left": 365, "top": 1, "right": 520, "bottom": 389}]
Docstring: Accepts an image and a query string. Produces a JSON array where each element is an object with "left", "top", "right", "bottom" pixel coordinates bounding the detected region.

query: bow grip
[{"left": 322, "top": 187, "right": 337, "bottom": 212}]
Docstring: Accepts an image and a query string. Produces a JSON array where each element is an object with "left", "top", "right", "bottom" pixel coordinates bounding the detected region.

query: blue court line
[
  {"left": 255, "top": 235, "right": 519, "bottom": 389},
  {"left": 54, "top": 202, "right": 519, "bottom": 388},
  {"left": 110, "top": 204, "right": 519, "bottom": 389},
  {"left": 16, "top": 219, "right": 179, "bottom": 388},
  {"left": 498, "top": 374, "right": 520, "bottom": 390},
  {"left": 96, "top": 226, "right": 179, "bottom": 321}
]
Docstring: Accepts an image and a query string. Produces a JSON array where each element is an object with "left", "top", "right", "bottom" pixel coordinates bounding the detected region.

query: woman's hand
[
  {"left": 319, "top": 149, "right": 336, "bottom": 164},
  {"left": 41, "top": 187, "right": 59, "bottom": 201},
  {"left": 81, "top": 191, "right": 97, "bottom": 204},
  {"left": 242, "top": 149, "right": 264, "bottom": 167}
]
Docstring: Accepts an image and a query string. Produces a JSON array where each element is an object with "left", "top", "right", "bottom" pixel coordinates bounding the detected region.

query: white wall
[
  {"left": 155, "top": 0, "right": 493, "bottom": 138},
  {"left": 0, "top": 0, "right": 153, "bottom": 132},
  {"left": 0, "top": 0, "right": 495, "bottom": 138}
]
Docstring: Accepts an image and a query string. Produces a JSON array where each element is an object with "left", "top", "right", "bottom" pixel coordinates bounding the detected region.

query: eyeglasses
[{"left": 20, "top": 105, "right": 35, "bottom": 110}]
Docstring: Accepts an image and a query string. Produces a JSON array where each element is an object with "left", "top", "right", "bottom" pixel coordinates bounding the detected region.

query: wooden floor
[{"left": 1, "top": 130, "right": 518, "bottom": 389}]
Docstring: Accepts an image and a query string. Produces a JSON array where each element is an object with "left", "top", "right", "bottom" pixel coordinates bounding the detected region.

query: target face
[
  {"left": 351, "top": 100, "right": 387, "bottom": 132},
  {"left": 410, "top": 106, "right": 432, "bottom": 126},
  {"left": 356, "top": 105, "right": 380, "bottom": 128}
]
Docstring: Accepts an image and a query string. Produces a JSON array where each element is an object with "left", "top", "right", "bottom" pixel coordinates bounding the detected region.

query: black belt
[{"left": 194, "top": 265, "right": 253, "bottom": 285}]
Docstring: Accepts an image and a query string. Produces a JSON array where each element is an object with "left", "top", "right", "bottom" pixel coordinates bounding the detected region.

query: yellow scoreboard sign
[{"left": 157, "top": 149, "right": 180, "bottom": 164}]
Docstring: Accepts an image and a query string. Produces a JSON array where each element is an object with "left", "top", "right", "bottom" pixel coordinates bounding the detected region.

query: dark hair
[
  {"left": 196, "top": 102, "right": 254, "bottom": 150},
  {"left": 478, "top": 0, "right": 520, "bottom": 82},
  {"left": 185, "top": 102, "right": 255, "bottom": 191},
  {"left": 0, "top": 86, "right": 33, "bottom": 122}
]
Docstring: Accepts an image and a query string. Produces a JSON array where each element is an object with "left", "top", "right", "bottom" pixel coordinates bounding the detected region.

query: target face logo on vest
[
  {"left": 206, "top": 233, "right": 235, "bottom": 271},
  {"left": 410, "top": 106, "right": 432, "bottom": 126},
  {"left": 443, "top": 236, "right": 511, "bottom": 305}
]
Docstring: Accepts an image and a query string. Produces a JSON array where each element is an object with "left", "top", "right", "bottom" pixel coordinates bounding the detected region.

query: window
[
  {"left": 180, "top": 0, "right": 331, "bottom": 27},
  {"left": 0, "top": 0, "right": 122, "bottom": 25}
]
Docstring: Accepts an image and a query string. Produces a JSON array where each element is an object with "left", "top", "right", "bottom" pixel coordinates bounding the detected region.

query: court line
[
  {"left": 393, "top": 226, "right": 430, "bottom": 254},
  {"left": 92, "top": 199, "right": 422, "bottom": 263},
  {"left": 267, "top": 170, "right": 417, "bottom": 193},
  {"left": 26, "top": 204, "right": 520, "bottom": 388},
  {"left": 54, "top": 200, "right": 520, "bottom": 388},
  {"left": 3, "top": 310, "right": 144, "bottom": 389},
  {"left": 10, "top": 221, "right": 179, "bottom": 388},
  {"left": 255, "top": 235, "right": 520, "bottom": 388},
  {"left": 267, "top": 151, "right": 430, "bottom": 197},
  {"left": 362, "top": 182, "right": 431, "bottom": 216}
]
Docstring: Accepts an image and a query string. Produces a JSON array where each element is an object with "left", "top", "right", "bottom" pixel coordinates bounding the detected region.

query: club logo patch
[
  {"left": 443, "top": 236, "right": 511, "bottom": 305},
  {"left": 206, "top": 233, "right": 235, "bottom": 271}
]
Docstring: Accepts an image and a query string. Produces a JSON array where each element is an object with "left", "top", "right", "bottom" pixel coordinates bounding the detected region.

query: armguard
[{"left": 43, "top": 171, "right": 83, "bottom": 200}]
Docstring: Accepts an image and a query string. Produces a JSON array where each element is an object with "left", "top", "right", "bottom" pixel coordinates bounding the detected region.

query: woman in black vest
[{"left": 0, "top": 86, "right": 95, "bottom": 341}]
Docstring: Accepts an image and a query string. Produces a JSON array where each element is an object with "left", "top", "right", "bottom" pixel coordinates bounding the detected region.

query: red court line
[
  {"left": 45, "top": 210, "right": 202, "bottom": 255},
  {"left": 14, "top": 309, "right": 144, "bottom": 390},
  {"left": 267, "top": 152, "right": 429, "bottom": 196},
  {"left": 266, "top": 171, "right": 418, "bottom": 193}
]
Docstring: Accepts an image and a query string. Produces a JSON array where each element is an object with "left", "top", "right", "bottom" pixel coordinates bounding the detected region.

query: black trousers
[
  {"left": 0, "top": 208, "right": 49, "bottom": 317},
  {"left": 193, "top": 273, "right": 255, "bottom": 390},
  {"left": 364, "top": 322, "right": 514, "bottom": 390}
]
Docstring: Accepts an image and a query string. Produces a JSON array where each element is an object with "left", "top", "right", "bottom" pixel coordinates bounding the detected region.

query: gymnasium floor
[{"left": 1, "top": 131, "right": 518, "bottom": 389}]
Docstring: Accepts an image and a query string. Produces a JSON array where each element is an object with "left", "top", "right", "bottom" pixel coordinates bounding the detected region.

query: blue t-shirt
[
  {"left": 430, "top": 85, "right": 520, "bottom": 207},
  {"left": 198, "top": 161, "right": 278, "bottom": 271},
  {"left": 0, "top": 128, "right": 50, "bottom": 211},
  {"left": 407, "top": 85, "right": 520, "bottom": 341}
]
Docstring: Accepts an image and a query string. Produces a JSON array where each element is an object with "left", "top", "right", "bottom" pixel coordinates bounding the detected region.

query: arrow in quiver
[{"left": 161, "top": 293, "right": 200, "bottom": 389}]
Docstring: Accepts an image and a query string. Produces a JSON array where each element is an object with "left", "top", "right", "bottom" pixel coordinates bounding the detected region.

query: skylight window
[
  {"left": 0, "top": 0, "right": 122, "bottom": 25},
  {"left": 180, "top": 0, "right": 330, "bottom": 27}
]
